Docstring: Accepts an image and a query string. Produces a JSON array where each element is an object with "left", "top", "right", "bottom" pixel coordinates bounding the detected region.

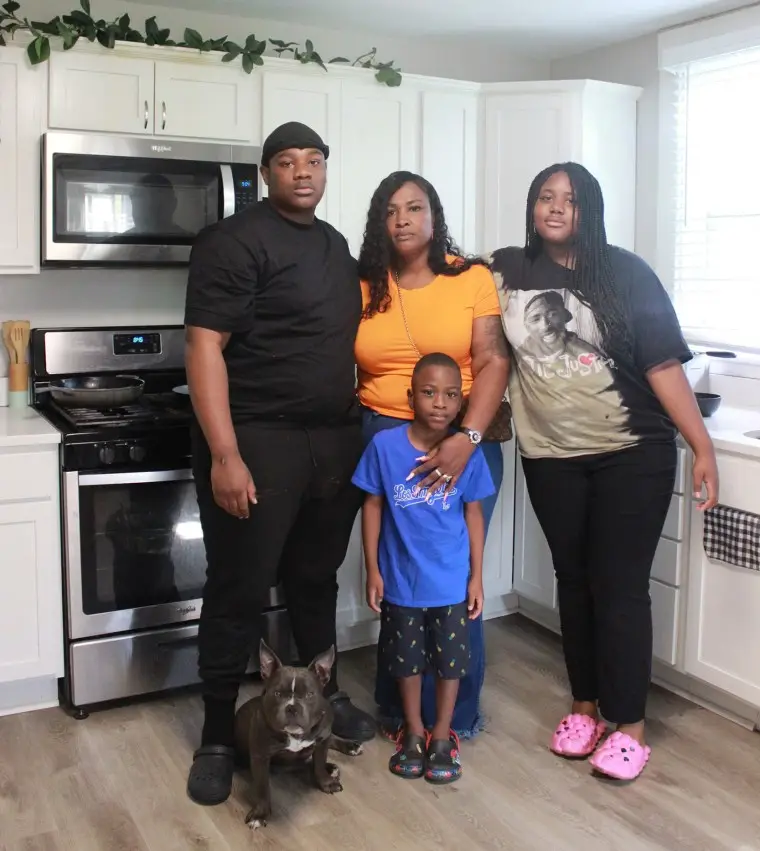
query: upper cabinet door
[
  {"left": 482, "top": 93, "right": 575, "bottom": 254},
  {"left": 48, "top": 52, "right": 155, "bottom": 135},
  {"left": 421, "top": 90, "right": 479, "bottom": 253},
  {"left": 154, "top": 61, "right": 258, "bottom": 143},
  {"left": 261, "top": 71, "right": 342, "bottom": 226},
  {"left": 338, "top": 81, "right": 420, "bottom": 257},
  {"left": 0, "top": 50, "right": 43, "bottom": 274}
]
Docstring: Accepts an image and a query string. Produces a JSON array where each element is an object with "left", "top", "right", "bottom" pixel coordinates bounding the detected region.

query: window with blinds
[{"left": 670, "top": 47, "right": 760, "bottom": 351}]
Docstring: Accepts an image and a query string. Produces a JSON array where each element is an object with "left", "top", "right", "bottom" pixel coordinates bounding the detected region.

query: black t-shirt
[
  {"left": 184, "top": 199, "right": 362, "bottom": 426},
  {"left": 487, "top": 246, "right": 692, "bottom": 459}
]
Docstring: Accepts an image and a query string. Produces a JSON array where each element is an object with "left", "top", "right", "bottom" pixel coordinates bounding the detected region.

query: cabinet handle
[
  {"left": 162, "top": 101, "right": 166, "bottom": 130},
  {"left": 144, "top": 100, "right": 148, "bottom": 129}
]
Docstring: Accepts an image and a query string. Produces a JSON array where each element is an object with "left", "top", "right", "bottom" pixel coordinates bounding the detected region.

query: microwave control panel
[{"left": 231, "top": 165, "right": 259, "bottom": 211}]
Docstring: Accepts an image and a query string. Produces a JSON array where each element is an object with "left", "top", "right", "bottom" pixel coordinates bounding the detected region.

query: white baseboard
[{"left": 0, "top": 675, "right": 60, "bottom": 717}]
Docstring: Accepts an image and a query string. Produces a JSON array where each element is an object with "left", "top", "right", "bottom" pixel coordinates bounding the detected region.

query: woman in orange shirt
[{"left": 355, "top": 171, "right": 510, "bottom": 740}]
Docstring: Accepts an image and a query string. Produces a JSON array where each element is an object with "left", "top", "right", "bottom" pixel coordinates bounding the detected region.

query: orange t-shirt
[{"left": 355, "top": 263, "right": 501, "bottom": 419}]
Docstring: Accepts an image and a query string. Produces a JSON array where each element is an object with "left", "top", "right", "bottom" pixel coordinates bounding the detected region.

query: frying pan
[{"left": 38, "top": 375, "right": 145, "bottom": 409}]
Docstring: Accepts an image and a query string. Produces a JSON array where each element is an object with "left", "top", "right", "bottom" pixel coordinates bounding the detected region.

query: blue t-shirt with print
[{"left": 352, "top": 424, "right": 496, "bottom": 608}]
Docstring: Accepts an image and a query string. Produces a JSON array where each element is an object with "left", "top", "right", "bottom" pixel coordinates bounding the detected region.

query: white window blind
[{"left": 670, "top": 47, "right": 760, "bottom": 351}]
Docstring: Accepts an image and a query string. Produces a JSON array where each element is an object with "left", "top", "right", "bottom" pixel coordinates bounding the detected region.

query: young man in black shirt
[{"left": 184, "top": 121, "right": 375, "bottom": 806}]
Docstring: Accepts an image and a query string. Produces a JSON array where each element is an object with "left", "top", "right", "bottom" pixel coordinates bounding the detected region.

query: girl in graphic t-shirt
[{"left": 487, "top": 162, "right": 719, "bottom": 782}]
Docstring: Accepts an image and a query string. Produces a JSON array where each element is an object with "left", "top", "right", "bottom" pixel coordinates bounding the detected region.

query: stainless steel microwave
[{"left": 42, "top": 132, "right": 261, "bottom": 267}]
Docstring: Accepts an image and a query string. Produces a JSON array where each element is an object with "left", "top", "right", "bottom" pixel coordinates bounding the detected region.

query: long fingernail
[{"left": 405, "top": 473, "right": 414, "bottom": 481}]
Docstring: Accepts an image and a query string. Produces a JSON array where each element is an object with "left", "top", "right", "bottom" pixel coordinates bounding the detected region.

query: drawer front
[
  {"left": 0, "top": 449, "right": 57, "bottom": 502},
  {"left": 661, "top": 493, "right": 685, "bottom": 542},
  {"left": 651, "top": 579, "right": 679, "bottom": 666},
  {"left": 651, "top": 536, "right": 682, "bottom": 587}
]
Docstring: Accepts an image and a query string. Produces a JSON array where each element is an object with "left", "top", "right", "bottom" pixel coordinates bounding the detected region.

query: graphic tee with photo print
[{"left": 487, "top": 246, "right": 693, "bottom": 459}]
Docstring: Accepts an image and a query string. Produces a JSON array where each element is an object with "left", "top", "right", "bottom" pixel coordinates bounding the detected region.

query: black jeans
[
  {"left": 521, "top": 440, "right": 677, "bottom": 725},
  {"left": 192, "top": 420, "right": 364, "bottom": 706}
]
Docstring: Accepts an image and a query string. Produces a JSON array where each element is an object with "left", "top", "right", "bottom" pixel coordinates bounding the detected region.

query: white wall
[
  {"left": 0, "top": 0, "right": 549, "bottom": 356},
  {"left": 550, "top": 34, "right": 662, "bottom": 269}
]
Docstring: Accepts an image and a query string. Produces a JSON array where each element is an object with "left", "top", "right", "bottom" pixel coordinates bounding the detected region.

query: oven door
[
  {"left": 64, "top": 469, "right": 204, "bottom": 639},
  {"left": 42, "top": 132, "right": 260, "bottom": 266}
]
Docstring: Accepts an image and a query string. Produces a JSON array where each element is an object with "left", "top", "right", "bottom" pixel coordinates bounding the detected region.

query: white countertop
[
  {"left": 700, "top": 405, "right": 760, "bottom": 460},
  {"left": 0, "top": 407, "right": 61, "bottom": 448}
]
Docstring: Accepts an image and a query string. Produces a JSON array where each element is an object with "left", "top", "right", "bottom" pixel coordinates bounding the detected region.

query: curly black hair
[
  {"left": 525, "top": 162, "right": 633, "bottom": 356},
  {"left": 357, "top": 170, "right": 486, "bottom": 318}
]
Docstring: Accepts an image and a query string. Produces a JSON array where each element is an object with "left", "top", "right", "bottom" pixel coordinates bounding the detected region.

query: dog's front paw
[
  {"left": 245, "top": 805, "right": 271, "bottom": 830},
  {"left": 344, "top": 741, "right": 363, "bottom": 757},
  {"left": 317, "top": 764, "right": 343, "bottom": 794}
]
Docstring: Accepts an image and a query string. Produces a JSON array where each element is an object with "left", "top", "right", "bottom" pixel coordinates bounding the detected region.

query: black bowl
[{"left": 695, "top": 392, "right": 722, "bottom": 418}]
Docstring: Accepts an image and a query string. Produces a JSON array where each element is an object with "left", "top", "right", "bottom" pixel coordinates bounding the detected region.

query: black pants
[
  {"left": 521, "top": 440, "right": 676, "bottom": 725},
  {"left": 192, "top": 420, "right": 364, "bottom": 704}
]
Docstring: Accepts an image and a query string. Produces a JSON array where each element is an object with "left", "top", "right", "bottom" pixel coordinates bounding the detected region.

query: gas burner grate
[{"left": 52, "top": 402, "right": 161, "bottom": 428}]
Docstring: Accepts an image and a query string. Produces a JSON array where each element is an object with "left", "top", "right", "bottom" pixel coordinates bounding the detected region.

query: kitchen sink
[{"left": 745, "top": 431, "right": 760, "bottom": 440}]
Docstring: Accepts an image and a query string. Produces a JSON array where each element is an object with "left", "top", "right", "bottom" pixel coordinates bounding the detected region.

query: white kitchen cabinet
[
  {"left": 512, "top": 455, "right": 558, "bottom": 610},
  {"left": 420, "top": 89, "right": 479, "bottom": 253},
  {"left": 338, "top": 81, "right": 420, "bottom": 256},
  {"left": 0, "top": 443, "right": 63, "bottom": 685},
  {"left": 684, "top": 451, "right": 760, "bottom": 708},
  {"left": 0, "top": 47, "right": 44, "bottom": 274},
  {"left": 482, "top": 439, "right": 517, "bottom": 609},
  {"left": 261, "top": 70, "right": 342, "bottom": 227},
  {"left": 48, "top": 51, "right": 257, "bottom": 143},
  {"left": 154, "top": 61, "right": 258, "bottom": 143},
  {"left": 481, "top": 80, "right": 641, "bottom": 253},
  {"left": 48, "top": 51, "right": 154, "bottom": 135}
]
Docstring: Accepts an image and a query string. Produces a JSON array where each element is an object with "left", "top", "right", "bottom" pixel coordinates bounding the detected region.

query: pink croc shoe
[
  {"left": 550, "top": 714, "right": 607, "bottom": 758},
  {"left": 589, "top": 731, "right": 651, "bottom": 780}
]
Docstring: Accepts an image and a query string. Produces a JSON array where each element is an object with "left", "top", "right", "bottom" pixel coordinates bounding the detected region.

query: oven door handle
[
  {"left": 78, "top": 469, "right": 194, "bottom": 486},
  {"left": 220, "top": 164, "right": 235, "bottom": 219}
]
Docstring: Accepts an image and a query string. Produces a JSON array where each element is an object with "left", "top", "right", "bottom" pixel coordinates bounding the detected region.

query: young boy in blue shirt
[{"left": 352, "top": 352, "right": 495, "bottom": 784}]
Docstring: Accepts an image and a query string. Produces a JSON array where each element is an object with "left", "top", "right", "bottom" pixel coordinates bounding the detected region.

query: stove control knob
[
  {"left": 129, "top": 445, "right": 147, "bottom": 463},
  {"left": 99, "top": 446, "right": 116, "bottom": 465}
]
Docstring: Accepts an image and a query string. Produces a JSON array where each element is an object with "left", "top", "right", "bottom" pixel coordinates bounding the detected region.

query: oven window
[
  {"left": 78, "top": 478, "right": 206, "bottom": 613},
  {"left": 53, "top": 153, "right": 219, "bottom": 244}
]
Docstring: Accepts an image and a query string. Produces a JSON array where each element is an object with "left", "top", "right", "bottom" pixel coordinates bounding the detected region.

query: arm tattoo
[{"left": 477, "top": 315, "right": 509, "bottom": 360}]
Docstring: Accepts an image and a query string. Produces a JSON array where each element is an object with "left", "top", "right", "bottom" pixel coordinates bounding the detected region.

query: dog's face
[{"left": 258, "top": 640, "right": 335, "bottom": 737}]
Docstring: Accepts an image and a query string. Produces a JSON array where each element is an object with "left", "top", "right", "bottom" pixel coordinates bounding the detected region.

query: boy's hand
[
  {"left": 366, "top": 572, "right": 384, "bottom": 614},
  {"left": 467, "top": 579, "right": 484, "bottom": 620}
]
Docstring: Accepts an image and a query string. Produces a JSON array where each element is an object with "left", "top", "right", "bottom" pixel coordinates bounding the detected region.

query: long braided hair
[
  {"left": 525, "top": 162, "right": 633, "bottom": 356},
  {"left": 357, "top": 171, "right": 486, "bottom": 318}
]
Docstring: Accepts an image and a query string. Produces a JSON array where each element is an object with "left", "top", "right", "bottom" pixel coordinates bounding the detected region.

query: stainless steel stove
[{"left": 31, "top": 325, "right": 294, "bottom": 716}]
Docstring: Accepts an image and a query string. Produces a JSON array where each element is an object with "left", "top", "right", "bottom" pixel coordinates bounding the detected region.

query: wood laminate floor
[{"left": 1, "top": 615, "right": 759, "bottom": 851}]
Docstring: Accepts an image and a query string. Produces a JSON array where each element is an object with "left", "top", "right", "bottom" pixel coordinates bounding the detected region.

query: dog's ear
[
  {"left": 308, "top": 644, "right": 335, "bottom": 687},
  {"left": 259, "top": 639, "right": 282, "bottom": 681}
]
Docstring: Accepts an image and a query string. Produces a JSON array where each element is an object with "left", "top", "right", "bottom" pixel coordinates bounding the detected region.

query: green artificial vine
[{"left": 0, "top": 0, "right": 403, "bottom": 86}]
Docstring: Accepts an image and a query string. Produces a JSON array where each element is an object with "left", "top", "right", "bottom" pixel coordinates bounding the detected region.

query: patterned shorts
[{"left": 379, "top": 600, "right": 471, "bottom": 680}]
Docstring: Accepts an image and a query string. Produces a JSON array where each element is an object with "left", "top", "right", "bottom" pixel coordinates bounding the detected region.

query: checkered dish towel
[{"left": 703, "top": 504, "right": 760, "bottom": 572}]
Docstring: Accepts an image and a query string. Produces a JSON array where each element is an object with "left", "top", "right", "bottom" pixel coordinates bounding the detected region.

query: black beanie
[{"left": 261, "top": 121, "right": 330, "bottom": 166}]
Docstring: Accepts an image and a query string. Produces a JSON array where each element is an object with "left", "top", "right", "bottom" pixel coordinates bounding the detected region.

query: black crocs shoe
[
  {"left": 329, "top": 691, "right": 377, "bottom": 742},
  {"left": 388, "top": 730, "right": 426, "bottom": 779},
  {"left": 187, "top": 744, "right": 235, "bottom": 805},
  {"left": 424, "top": 732, "right": 462, "bottom": 785}
]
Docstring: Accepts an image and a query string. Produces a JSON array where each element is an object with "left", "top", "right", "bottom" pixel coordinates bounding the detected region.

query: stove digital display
[{"left": 113, "top": 332, "right": 162, "bottom": 355}]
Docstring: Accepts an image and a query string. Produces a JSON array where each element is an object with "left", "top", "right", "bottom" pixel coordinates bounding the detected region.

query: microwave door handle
[{"left": 220, "top": 165, "right": 235, "bottom": 219}]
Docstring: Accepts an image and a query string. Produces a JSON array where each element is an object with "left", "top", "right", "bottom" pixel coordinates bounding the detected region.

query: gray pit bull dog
[{"left": 233, "top": 639, "right": 363, "bottom": 829}]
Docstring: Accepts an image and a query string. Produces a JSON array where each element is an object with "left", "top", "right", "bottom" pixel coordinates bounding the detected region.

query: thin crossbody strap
[{"left": 393, "top": 274, "right": 422, "bottom": 358}]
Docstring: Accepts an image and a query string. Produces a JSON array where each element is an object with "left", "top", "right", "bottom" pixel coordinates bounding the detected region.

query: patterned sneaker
[
  {"left": 424, "top": 731, "right": 462, "bottom": 785},
  {"left": 388, "top": 729, "right": 426, "bottom": 779}
]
